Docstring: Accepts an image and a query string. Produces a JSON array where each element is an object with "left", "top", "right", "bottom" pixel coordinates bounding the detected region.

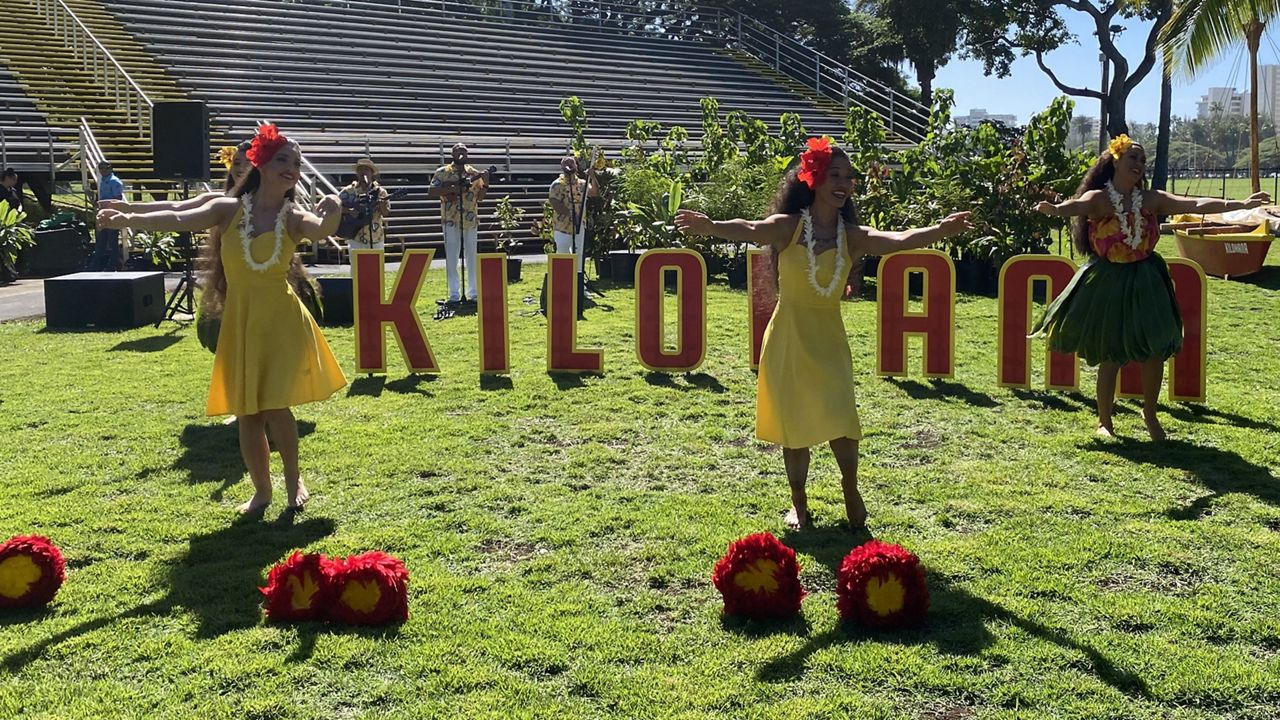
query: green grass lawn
[
  {"left": 1167, "top": 175, "right": 1280, "bottom": 202},
  {"left": 1, "top": 246, "right": 1278, "bottom": 719}
]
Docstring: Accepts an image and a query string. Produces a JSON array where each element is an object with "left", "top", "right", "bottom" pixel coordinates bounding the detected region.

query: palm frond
[{"left": 1162, "top": 0, "right": 1280, "bottom": 76}]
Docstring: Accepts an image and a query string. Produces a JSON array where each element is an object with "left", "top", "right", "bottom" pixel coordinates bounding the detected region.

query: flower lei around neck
[
  {"left": 1104, "top": 181, "right": 1144, "bottom": 250},
  {"left": 801, "top": 208, "right": 847, "bottom": 298},
  {"left": 239, "top": 194, "right": 290, "bottom": 273}
]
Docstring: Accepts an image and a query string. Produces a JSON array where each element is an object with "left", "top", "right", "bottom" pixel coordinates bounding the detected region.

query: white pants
[
  {"left": 553, "top": 228, "right": 586, "bottom": 273},
  {"left": 444, "top": 224, "right": 478, "bottom": 301}
]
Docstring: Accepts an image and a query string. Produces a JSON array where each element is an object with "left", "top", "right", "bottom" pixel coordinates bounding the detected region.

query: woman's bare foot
[
  {"left": 845, "top": 491, "right": 868, "bottom": 530},
  {"left": 785, "top": 506, "right": 811, "bottom": 530},
  {"left": 222, "top": 415, "right": 238, "bottom": 426},
  {"left": 285, "top": 481, "right": 309, "bottom": 511},
  {"left": 236, "top": 492, "right": 271, "bottom": 514},
  {"left": 1143, "top": 411, "right": 1166, "bottom": 442},
  {"left": 1096, "top": 424, "right": 1116, "bottom": 438}
]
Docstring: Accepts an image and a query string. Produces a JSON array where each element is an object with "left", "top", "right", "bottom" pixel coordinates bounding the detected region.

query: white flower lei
[
  {"left": 801, "top": 208, "right": 847, "bottom": 298},
  {"left": 1104, "top": 181, "right": 1144, "bottom": 250},
  {"left": 239, "top": 195, "right": 289, "bottom": 272}
]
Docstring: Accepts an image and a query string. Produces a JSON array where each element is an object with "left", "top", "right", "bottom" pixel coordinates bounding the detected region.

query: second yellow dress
[
  {"left": 206, "top": 205, "right": 348, "bottom": 416},
  {"left": 756, "top": 220, "right": 862, "bottom": 448}
]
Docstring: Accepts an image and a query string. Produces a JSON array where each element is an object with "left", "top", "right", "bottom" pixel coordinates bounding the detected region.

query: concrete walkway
[{"left": 0, "top": 255, "right": 551, "bottom": 323}]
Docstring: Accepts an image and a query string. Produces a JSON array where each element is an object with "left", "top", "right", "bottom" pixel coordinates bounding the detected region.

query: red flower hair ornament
[
  {"left": 797, "top": 136, "right": 835, "bottom": 190},
  {"left": 246, "top": 123, "right": 290, "bottom": 169},
  {"left": 711, "top": 532, "right": 806, "bottom": 619},
  {"left": 0, "top": 535, "right": 66, "bottom": 609},
  {"left": 836, "top": 539, "right": 929, "bottom": 629}
]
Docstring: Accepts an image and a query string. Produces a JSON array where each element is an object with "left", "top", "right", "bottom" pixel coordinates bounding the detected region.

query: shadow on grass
[
  {"left": 720, "top": 613, "right": 812, "bottom": 639},
  {"left": 754, "top": 568, "right": 1153, "bottom": 700},
  {"left": 2, "top": 516, "right": 336, "bottom": 672},
  {"left": 1165, "top": 403, "right": 1280, "bottom": 434},
  {"left": 1238, "top": 265, "right": 1280, "bottom": 291},
  {"left": 166, "top": 421, "right": 316, "bottom": 501},
  {"left": 287, "top": 621, "right": 403, "bottom": 663},
  {"left": 550, "top": 372, "right": 599, "bottom": 390},
  {"left": 643, "top": 372, "right": 727, "bottom": 393},
  {"left": 347, "top": 375, "right": 386, "bottom": 398},
  {"left": 479, "top": 375, "right": 514, "bottom": 391},
  {"left": 1083, "top": 437, "right": 1280, "bottom": 519},
  {"left": 108, "top": 334, "right": 184, "bottom": 352},
  {"left": 385, "top": 373, "right": 439, "bottom": 397},
  {"left": 762, "top": 526, "right": 1153, "bottom": 699},
  {"left": 1011, "top": 388, "right": 1093, "bottom": 413},
  {"left": 885, "top": 378, "right": 999, "bottom": 408}
]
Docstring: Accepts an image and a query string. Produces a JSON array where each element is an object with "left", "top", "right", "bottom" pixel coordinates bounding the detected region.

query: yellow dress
[
  {"left": 756, "top": 220, "right": 862, "bottom": 448},
  {"left": 206, "top": 206, "right": 348, "bottom": 416}
]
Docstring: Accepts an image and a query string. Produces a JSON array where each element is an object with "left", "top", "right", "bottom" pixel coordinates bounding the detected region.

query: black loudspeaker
[
  {"left": 316, "top": 276, "right": 353, "bottom": 326},
  {"left": 21, "top": 228, "right": 89, "bottom": 277},
  {"left": 152, "top": 101, "right": 210, "bottom": 181},
  {"left": 44, "top": 272, "right": 165, "bottom": 328}
]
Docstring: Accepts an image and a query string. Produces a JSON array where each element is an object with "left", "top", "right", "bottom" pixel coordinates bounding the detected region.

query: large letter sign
[
  {"left": 476, "top": 254, "right": 511, "bottom": 375},
  {"left": 997, "top": 255, "right": 1080, "bottom": 390},
  {"left": 353, "top": 249, "right": 438, "bottom": 374},
  {"left": 546, "top": 253, "right": 604, "bottom": 373},
  {"left": 748, "top": 249, "right": 777, "bottom": 370},
  {"left": 1118, "top": 257, "right": 1208, "bottom": 402},
  {"left": 877, "top": 250, "right": 955, "bottom": 378},
  {"left": 634, "top": 249, "right": 707, "bottom": 372}
]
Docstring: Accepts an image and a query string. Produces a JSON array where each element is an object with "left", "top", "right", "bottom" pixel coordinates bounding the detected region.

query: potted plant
[
  {"left": 0, "top": 200, "right": 34, "bottom": 283},
  {"left": 126, "top": 230, "right": 183, "bottom": 271},
  {"left": 494, "top": 195, "right": 525, "bottom": 283},
  {"left": 613, "top": 177, "right": 684, "bottom": 284}
]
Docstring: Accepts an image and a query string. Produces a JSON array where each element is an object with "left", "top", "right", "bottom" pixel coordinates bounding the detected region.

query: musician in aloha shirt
[
  {"left": 429, "top": 143, "right": 489, "bottom": 302},
  {"left": 340, "top": 157, "right": 391, "bottom": 251}
]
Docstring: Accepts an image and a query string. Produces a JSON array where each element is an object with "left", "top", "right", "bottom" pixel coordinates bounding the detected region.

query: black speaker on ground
[
  {"left": 44, "top": 272, "right": 165, "bottom": 328},
  {"left": 316, "top": 276, "right": 352, "bottom": 326},
  {"left": 152, "top": 101, "right": 210, "bottom": 181}
]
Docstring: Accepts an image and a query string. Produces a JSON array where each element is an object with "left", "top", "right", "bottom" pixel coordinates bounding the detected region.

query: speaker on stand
[{"left": 150, "top": 101, "right": 211, "bottom": 326}]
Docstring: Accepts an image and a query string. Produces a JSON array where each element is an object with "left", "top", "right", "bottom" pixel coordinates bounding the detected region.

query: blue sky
[{"left": 932, "top": 9, "right": 1280, "bottom": 124}]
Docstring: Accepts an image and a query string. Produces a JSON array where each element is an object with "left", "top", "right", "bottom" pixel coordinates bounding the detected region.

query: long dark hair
[
  {"left": 200, "top": 139, "right": 302, "bottom": 316},
  {"left": 1071, "top": 146, "right": 1146, "bottom": 256},
  {"left": 764, "top": 146, "right": 859, "bottom": 288}
]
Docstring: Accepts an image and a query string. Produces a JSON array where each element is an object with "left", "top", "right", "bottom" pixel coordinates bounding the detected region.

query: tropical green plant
[
  {"left": 617, "top": 177, "right": 684, "bottom": 251},
  {"left": 128, "top": 230, "right": 183, "bottom": 270},
  {"left": 0, "top": 200, "right": 35, "bottom": 279},
  {"left": 494, "top": 195, "right": 526, "bottom": 252}
]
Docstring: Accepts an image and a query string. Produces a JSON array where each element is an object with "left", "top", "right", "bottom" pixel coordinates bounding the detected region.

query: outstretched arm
[
  {"left": 1036, "top": 190, "right": 1108, "bottom": 219},
  {"left": 96, "top": 196, "right": 237, "bottom": 233},
  {"left": 1149, "top": 190, "right": 1270, "bottom": 215},
  {"left": 292, "top": 194, "right": 343, "bottom": 241},
  {"left": 674, "top": 210, "right": 794, "bottom": 250},
  {"left": 99, "top": 190, "right": 224, "bottom": 215},
  {"left": 851, "top": 212, "right": 974, "bottom": 257}
]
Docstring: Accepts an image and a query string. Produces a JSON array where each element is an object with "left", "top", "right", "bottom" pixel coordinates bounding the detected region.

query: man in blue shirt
[{"left": 90, "top": 161, "right": 125, "bottom": 271}]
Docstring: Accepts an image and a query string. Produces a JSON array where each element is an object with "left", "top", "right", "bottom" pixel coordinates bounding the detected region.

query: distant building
[
  {"left": 1197, "top": 87, "right": 1246, "bottom": 118},
  {"left": 954, "top": 108, "right": 1017, "bottom": 127}
]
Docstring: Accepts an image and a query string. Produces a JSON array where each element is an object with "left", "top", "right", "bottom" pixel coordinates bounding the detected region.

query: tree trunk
[
  {"left": 1247, "top": 20, "right": 1264, "bottom": 194},
  {"left": 1154, "top": 55, "right": 1173, "bottom": 191},
  {"left": 917, "top": 63, "right": 935, "bottom": 109}
]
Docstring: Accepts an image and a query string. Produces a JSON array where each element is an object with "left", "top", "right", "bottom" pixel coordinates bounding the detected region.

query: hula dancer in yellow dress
[
  {"left": 676, "top": 138, "right": 972, "bottom": 530},
  {"left": 98, "top": 124, "right": 348, "bottom": 514},
  {"left": 1033, "top": 135, "right": 1267, "bottom": 440}
]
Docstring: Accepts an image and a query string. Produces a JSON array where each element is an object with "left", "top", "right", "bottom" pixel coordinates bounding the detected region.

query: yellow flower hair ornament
[
  {"left": 1108, "top": 134, "right": 1133, "bottom": 161},
  {"left": 218, "top": 145, "right": 238, "bottom": 169}
]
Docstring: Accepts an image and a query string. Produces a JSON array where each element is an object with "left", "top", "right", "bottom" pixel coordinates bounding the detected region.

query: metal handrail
[{"left": 34, "top": 0, "right": 154, "bottom": 136}]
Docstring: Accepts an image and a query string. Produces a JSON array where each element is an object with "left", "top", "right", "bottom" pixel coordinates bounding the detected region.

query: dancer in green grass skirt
[{"left": 1033, "top": 135, "right": 1269, "bottom": 440}]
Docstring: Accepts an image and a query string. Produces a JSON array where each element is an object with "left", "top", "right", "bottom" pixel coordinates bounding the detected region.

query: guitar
[
  {"left": 337, "top": 185, "right": 410, "bottom": 240},
  {"left": 443, "top": 164, "right": 500, "bottom": 196}
]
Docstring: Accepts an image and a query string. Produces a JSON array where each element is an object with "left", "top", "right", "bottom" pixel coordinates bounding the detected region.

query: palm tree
[{"left": 1161, "top": 0, "right": 1280, "bottom": 193}]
